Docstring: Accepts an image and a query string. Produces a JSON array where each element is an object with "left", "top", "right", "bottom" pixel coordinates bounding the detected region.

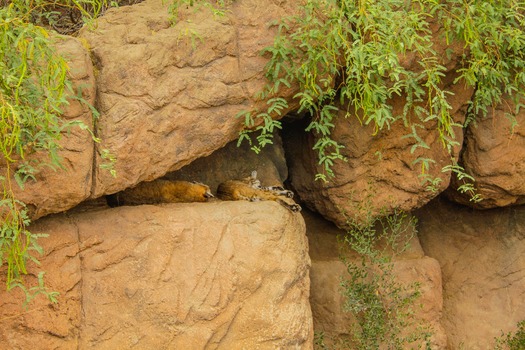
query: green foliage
[
  {"left": 1, "top": 11, "right": 69, "bottom": 170},
  {"left": 0, "top": 0, "right": 109, "bottom": 302},
  {"left": 314, "top": 332, "right": 329, "bottom": 349},
  {"left": 494, "top": 320, "right": 525, "bottom": 350},
  {"left": 4, "top": 0, "right": 115, "bottom": 35},
  {"left": 9, "top": 271, "right": 59, "bottom": 307},
  {"left": 237, "top": 0, "right": 525, "bottom": 188},
  {"left": 237, "top": 97, "right": 287, "bottom": 153},
  {"left": 441, "top": 0, "right": 525, "bottom": 124},
  {"left": 442, "top": 163, "right": 481, "bottom": 202},
  {"left": 339, "top": 204, "right": 432, "bottom": 349},
  {"left": 1, "top": 6, "right": 70, "bottom": 300}
]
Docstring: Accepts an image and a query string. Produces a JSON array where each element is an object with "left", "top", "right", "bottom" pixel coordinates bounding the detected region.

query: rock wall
[
  {"left": 283, "top": 72, "right": 472, "bottom": 228},
  {"left": 1, "top": 1, "right": 525, "bottom": 348},
  {"left": 80, "top": 0, "right": 302, "bottom": 198},
  {"left": 6, "top": 0, "right": 523, "bottom": 221},
  {"left": 417, "top": 197, "right": 525, "bottom": 349},
  {"left": 305, "top": 210, "right": 447, "bottom": 349},
  {"left": 0, "top": 201, "right": 313, "bottom": 349},
  {"left": 2, "top": 0, "right": 303, "bottom": 219}
]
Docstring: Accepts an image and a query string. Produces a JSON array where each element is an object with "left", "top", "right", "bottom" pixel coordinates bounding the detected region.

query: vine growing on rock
[
  {"left": 0, "top": 0, "right": 113, "bottom": 303},
  {"left": 313, "top": 196, "right": 433, "bottom": 349},
  {"left": 237, "top": 0, "right": 524, "bottom": 197}
]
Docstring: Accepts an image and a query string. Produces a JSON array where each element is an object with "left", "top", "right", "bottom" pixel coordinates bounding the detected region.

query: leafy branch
[
  {"left": 0, "top": 0, "right": 112, "bottom": 302},
  {"left": 236, "top": 0, "right": 524, "bottom": 196}
]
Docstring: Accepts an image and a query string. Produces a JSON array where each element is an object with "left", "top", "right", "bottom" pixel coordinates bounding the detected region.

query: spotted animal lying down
[
  {"left": 217, "top": 171, "right": 301, "bottom": 212},
  {"left": 107, "top": 171, "right": 300, "bottom": 212}
]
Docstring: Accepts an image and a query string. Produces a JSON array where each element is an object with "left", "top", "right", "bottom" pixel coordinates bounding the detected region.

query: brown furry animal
[
  {"left": 217, "top": 171, "right": 301, "bottom": 212},
  {"left": 107, "top": 180, "right": 213, "bottom": 207}
]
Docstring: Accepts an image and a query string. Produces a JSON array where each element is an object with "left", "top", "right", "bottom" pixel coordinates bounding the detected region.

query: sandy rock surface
[
  {"left": 448, "top": 101, "right": 525, "bottom": 208},
  {"left": 80, "top": 0, "right": 301, "bottom": 197},
  {"left": 417, "top": 198, "right": 525, "bottom": 349},
  {"left": 0, "top": 201, "right": 313, "bottom": 349}
]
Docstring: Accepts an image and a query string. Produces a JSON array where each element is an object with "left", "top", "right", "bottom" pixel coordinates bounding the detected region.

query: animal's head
[
  {"left": 242, "top": 170, "right": 261, "bottom": 188},
  {"left": 191, "top": 181, "right": 214, "bottom": 201}
]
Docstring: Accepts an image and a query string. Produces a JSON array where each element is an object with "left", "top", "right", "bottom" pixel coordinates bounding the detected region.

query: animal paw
[
  {"left": 265, "top": 186, "right": 294, "bottom": 198},
  {"left": 283, "top": 190, "right": 294, "bottom": 198},
  {"left": 288, "top": 203, "right": 301, "bottom": 212}
]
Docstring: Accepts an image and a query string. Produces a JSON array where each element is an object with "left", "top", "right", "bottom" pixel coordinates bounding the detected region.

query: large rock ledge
[{"left": 0, "top": 201, "right": 313, "bottom": 349}]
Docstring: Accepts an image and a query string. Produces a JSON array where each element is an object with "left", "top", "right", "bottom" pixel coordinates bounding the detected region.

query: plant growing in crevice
[{"left": 337, "top": 201, "right": 432, "bottom": 349}]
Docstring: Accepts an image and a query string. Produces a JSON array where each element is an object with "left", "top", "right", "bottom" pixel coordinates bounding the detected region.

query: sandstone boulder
[
  {"left": 0, "top": 36, "right": 96, "bottom": 219},
  {"left": 80, "top": 0, "right": 302, "bottom": 198},
  {"left": 282, "top": 21, "right": 474, "bottom": 228},
  {"left": 305, "top": 210, "right": 447, "bottom": 348},
  {"left": 0, "top": 201, "right": 313, "bottom": 349},
  {"left": 416, "top": 197, "right": 525, "bottom": 349},
  {"left": 2, "top": 0, "right": 304, "bottom": 219},
  {"left": 284, "top": 74, "right": 471, "bottom": 228},
  {"left": 447, "top": 101, "right": 525, "bottom": 208}
]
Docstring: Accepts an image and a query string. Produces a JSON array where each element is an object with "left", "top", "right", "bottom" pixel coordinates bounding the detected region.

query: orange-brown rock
[
  {"left": 279, "top": 16, "right": 475, "bottom": 227},
  {"left": 0, "top": 36, "right": 96, "bottom": 219},
  {"left": 80, "top": 0, "right": 302, "bottom": 198},
  {"left": 447, "top": 101, "right": 525, "bottom": 208},
  {"left": 305, "top": 210, "right": 447, "bottom": 349},
  {"left": 284, "top": 75, "right": 471, "bottom": 228},
  {"left": 417, "top": 197, "right": 525, "bottom": 349},
  {"left": 1, "top": 0, "right": 303, "bottom": 219},
  {"left": 0, "top": 201, "right": 313, "bottom": 349}
]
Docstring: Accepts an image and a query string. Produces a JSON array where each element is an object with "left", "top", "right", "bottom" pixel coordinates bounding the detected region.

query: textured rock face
[
  {"left": 447, "top": 102, "right": 525, "bottom": 208},
  {"left": 305, "top": 210, "right": 447, "bottom": 348},
  {"left": 0, "top": 202, "right": 313, "bottom": 349},
  {"left": 0, "top": 36, "right": 96, "bottom": 219},
  {"left": 285, "top": 79, "right": 471, "bottom": 228},
  {"left": 417, "top": 198, "right": 525, "bottom": 349},
  {"left": 80, "top": 0, "right": 301, "bottom": 198},
  {"left": 2, "top": 0, "right": 302, "bottom": 219}
]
